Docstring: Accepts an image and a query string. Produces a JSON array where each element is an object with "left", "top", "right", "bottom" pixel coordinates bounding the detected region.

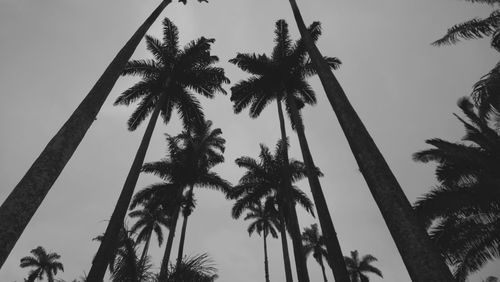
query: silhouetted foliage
[
  {"left": 343, "top": 250, "right": 382, "bottom": 282},
  {"left": 161, "top": 253, "right": 218, "bottom": 282},
  {"left": 20, "top": 246, "right": 64, "bottom": 282},
  {"left": 302, "top": 224, "right": 329, "bottom": 282},
  {"left": 414, "top": 98, "right": 500, "bottom": 281}
]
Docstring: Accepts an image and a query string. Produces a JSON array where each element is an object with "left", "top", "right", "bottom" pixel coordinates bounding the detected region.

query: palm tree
[
  {"left": 0, "top": 0, "right": 209, "bottom": 268},
  {"left": 88, "top": 18, "right": 228, "bottom": 281},
  {"left": 284, "top": 1, "right": 454, "bottom": 280},
  {"left": 141, "top": 123, "right": 231, "bottom": 280},
  {"left": 229, "top": 139, "right": 315, "bottom": 282},
  {"left": 239, "top": 199, "right": 280, "bottom": 282},
  {"left": 162, "top": 253, "right": 218, "bottom": 282},
  {"left": 20, "top": 246, "right": 64, "bottom": 282},
  {"left": 344, "top": 250, "right": 382, "bottom": 282},
  {"left": 432, "top": 2, "right": 499, "bottom": 117},
  {"left": 128, "top": 204, "right": 170, "bottom": 266},
  {"left": 230, "top": 19, "right": 347, "bottom": 282},
  {"left": 413, "top": 98, "right": 500, "bottom": 281},
  {"left": 302, "top": 224, "right": 329, "bottom": 282}
]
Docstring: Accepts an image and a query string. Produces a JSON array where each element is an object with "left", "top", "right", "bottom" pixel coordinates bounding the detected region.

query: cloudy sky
[{"left": 0, "top": 0, "right": 498, "bottom": 281}]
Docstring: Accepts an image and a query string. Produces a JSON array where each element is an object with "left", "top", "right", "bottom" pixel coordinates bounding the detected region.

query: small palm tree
[
  {"left": 20, "top": 246, "right": 64, "bottom": 282},
  {"left": 302, "top": 224, "right": 329, "bottom": 282},
  {"left": 110, "top": 229, "right": 153, "bottom": 282},
  {"left": 344, "top": 250, "right": 382, "bottom": 282},
  {"left": 239, "top": 199, "right": 279, "bottom": 282},
  {"left": 90, "top": 18, "right": 228, "bottom": 280},
  {"left": 162, "top": 253, "right": 218, "bottom": 282}
]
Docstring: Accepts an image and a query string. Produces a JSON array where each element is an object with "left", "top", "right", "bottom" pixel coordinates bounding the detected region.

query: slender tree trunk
[
  {"left": 87, "top": 86, "right": 170, "bottom": 282},
  {"left": 318, "top": 256, "right": 328, "bottom": 282},
  {"left": 277, "top": 200, "right": 294, "bottom": 282},
  {"left": 139, "top": 231, "right": 152, "bottom": 267},
  {"left": 176, "top": 185, "right": 194, "bottom": 270},
  {"left": 286, "top": 1, "right": 454, "bottom": 281},
  {"left": 263, "top": 231, "right": 270, "bottom": 282},
  {"left": 287, "top": 96, "right": 350, "bottom": 282},
  {"left": 276, "top": 99, "right": 310, "bottom": 282},
  {"left": 0, "top": 1, "right": 171, "bottom": 268},
  {"left": 159, "top": 193, "right": 182, "bottom": 280}
]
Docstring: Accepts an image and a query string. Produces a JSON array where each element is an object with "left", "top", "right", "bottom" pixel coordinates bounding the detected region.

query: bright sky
[{"left": 0, "top": 0, "right": 499, "bottom": 281}]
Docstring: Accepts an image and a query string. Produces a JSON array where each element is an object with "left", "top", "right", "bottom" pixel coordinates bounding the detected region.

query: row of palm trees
[{"left": 3, "top": 0, "right": 493, "bottom": 281}]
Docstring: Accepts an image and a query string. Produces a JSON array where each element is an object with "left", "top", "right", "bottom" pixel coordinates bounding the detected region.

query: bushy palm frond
[
  {"left": 162, "top": 253, "right": 218, "bottom": 282},
  {"left": 344, "top": 250, "right": 382, "bottom": 282},
  {"left": 20, "top": 246, "right": 64, "bottom": 282}
]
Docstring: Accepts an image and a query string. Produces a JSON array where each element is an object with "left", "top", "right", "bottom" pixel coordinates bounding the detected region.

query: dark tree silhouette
[
  {"left": 302, "top": 224, "right": 329, "bottom": 282},
  {"left": 413, "top": 98, "right": 500, "bottom": 281},
  {"left": 0, "top": 1, "right": 208, "bottom": 268},
  {"left": 162, "top": 253, "right": 218, "bottom": 282},
  {"left": 229, "top": 19, "right": 345, "bottom": 282},
  {"left": 88, "top": 18, "right": 228, "bottom": 281},
  {"left": 284, "top": 1, "right": 453, "bottom": 280},
  {"left": 344, "top": 250, "right": 382, "bottom": 282},
  {"left": 20, "top": 246, "right": 64, "bottom": 282}
]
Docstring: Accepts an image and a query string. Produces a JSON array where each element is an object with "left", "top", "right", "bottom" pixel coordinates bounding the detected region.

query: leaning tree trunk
[
  {"left": 159, "top": 192, "right": 182, "bottom": 281},
  {"left": 318, "top": 256, "right": 328, "bottom": 282},
  {"left": 286, "top": 0, "right": 454, "bottom": 281},
  {"left": 87, "top": 87, "right": 170, "bottom": 282},
  {"left": 286, "top": 96, "right": 350, "bottom": 282},
  {"left": 276, "top": 99, "right": 310, "bottom": 282},
  {"left": 277, "top": 198, "right": 293, "bottom": 282},
  {"left": 176, "top": 185, "right": 194, "bottom": 270},
  {"left": 0, "top": 0, "right": 171, "bottom": 269},
  {"left": 139, "top": 230, "right": 152, "bottom": 267},
  {"left": 263, "top": 231, "right": 271, "bottom": 282}
]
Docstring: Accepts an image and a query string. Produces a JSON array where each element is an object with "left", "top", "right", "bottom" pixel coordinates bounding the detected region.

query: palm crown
[
  {"left": 115, "top": 18, "right": 229, "bottom": 131},
  {"left": 20, "top": 246, "right": 64, "bottom": 282},
  {"left": 344, "top": 250, "right": 382, "bottom": 282}
]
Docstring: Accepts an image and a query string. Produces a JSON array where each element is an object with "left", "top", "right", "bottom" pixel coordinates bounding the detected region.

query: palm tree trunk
[
  {"left": 176, "top": 185, "right": 194, "bottom": 270},
  {"left": 276, "top": 99, "right": 310, "bottom": 282},
  {"left": 277, "top": 200, "right": 293, "bottom": 282},
  {"left": 139, "top": 231, "right": 152, "bottom": 267},
  {"left": 87, "top": 86, "right": 170, "bottom": 282},
  {"left": 285, "top": 1, "right": 454, "bottom": 281},
  {"left": 159, "top": 194, "right": 182, "bottom": 280},
  {"left": 318, "top": 256, "right": 328, "bottom": 282},
  {"left": 263, "top": 231, "right": 271, "bottom": 282},
  {"left": 286, "top": 96, "right": 350, "bottom": 282},
  {"left": 0, "top": 1, "right": 171, "bottom": 269}
]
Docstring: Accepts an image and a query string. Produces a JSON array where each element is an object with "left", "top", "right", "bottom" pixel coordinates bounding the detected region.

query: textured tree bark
[
  {"left": 0, "top": 0, "right": 171, "bottom": 269},
  {"left": 159, "top": 197, "right": 181, "bottom": 280},
  {"left": 175, "top": 185, "right": 194, "bottom": 270},
  {"left": 87, "top": 87, "right": 169, "bottom": 281},
  {"left": 286, "top": 0, "right": 454, "bottom": 281},
  {"left": 277, "top": 201, "right": 294, "bottom": 282},
  {"left": 263, "top": 231, "right": 270, "bottom": 282},
  {"left": 276, "top": 99, "right": 310, "bottom": 282},
  {"left": 287, "top": 95, "right": 350, "bottom": 282}
]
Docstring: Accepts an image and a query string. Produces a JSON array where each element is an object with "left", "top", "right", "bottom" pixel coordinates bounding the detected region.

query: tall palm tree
[
  {"left": 284, "top": 1, "right": 454, "bottom": 280},
  {"left": 141, "top": 124, "right": 231, "bottom": 281},
  {"left": 229, "top": 139, "right": 315, "bottom": 282},
  {"left": 128, "top": 204, "right": 170, "bottom": 266},
  {"left": 432, "top": 2, "right": 499, "bottom": 117},
  {"left": 20, "top": 246, "right": 64, "bottom": 282},
  {"left": 413, "top": 98, "right": 500, "bottom": 281},
  {"left": 88, "top": 18, "right": 228, "bottom": 281},
  {"left": 230, "top": 19, "right": 347, "bottom": 282},
  {"left": 344, "top": 250, "right": 382, "bottom": 282},
  {"left": 239, "top": 199, "right": 280, "bottom": 282},
  {"left": 0, "top": 0, "right": 208, "bottom": 268},
  {"left": 302, "top": 224, "right": 329, "bottom": 282}
]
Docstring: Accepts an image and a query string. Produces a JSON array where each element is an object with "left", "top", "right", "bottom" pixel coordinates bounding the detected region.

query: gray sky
[{"left": 0, "top": 0, "right": 499, "bottom": 281}]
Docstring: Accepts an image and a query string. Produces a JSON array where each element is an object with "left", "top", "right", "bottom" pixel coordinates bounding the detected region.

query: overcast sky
[{"left": 0, "top": 0, "right": 499, "bottom": 281}]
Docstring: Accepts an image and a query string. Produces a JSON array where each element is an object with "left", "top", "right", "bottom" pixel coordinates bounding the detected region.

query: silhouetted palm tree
[
  {"left": 20, "top": 246, "right": 64, "bottom": 282},
  {"left": 413, "top": 98, "right": 500, "bottom": 281},
  {"left": 0, "top": 1, "right": 209, "bottom": 268},
  {"left": 110, "top": 229, "right": 153, "bottom": 282},
  {"left": 344, "top": 250, "right": 382, "bottom": 282},
  {"left": 239, "top": 199, "right": 279, "bottom": 282},
  {"left": 284, "top": 1, "right": 453, "bottom": 280},
  {"left": 88, "top": 18, "right": 228, "bottom": 281},
  {"left": 229, "top": 139, "right": 315, "bottom": 282},
  {"left": 162, "top": 253, "right": 218, "bottom": 282},
  {"left": 302, "top": 224, "right": 329, "bottom": 282},
  {"left": 129, "top": 204, "right": 170, "bottom": 266},
  {"left": 433, "top": 2, "right": 499, "bottom": 117},
  {"left": 141, "top": 123, "right": 230, "bottom": 280},
  {"left": 230, "top": 19, "right": 344, "bottom": 282}
]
